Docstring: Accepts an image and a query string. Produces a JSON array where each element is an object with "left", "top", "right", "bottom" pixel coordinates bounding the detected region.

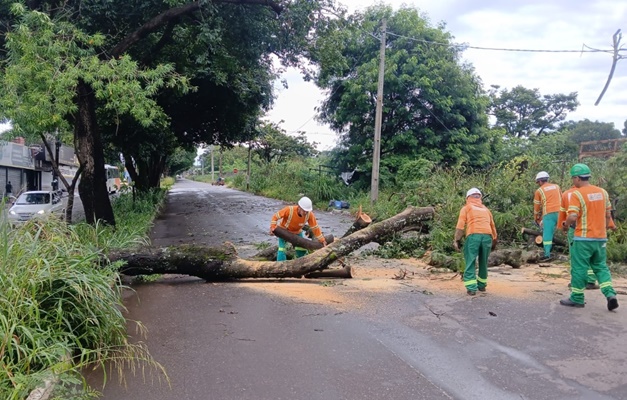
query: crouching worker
[
  {"left": 270, "top": 196, "right": 327, "bottom": 261},
  {"left": 454, "top": 188, "right": 498, "bottom": 296}
]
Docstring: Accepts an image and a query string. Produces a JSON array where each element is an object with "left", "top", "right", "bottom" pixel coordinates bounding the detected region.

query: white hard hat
[
  {"left": 298, "top": 196, "right": 313, "bottom": 211},
  {"left": 535, "top": 171, "right": 549, "bottom": 181},
  {"left": 466, "top": 188, "right": 481, "bottom": 198}
]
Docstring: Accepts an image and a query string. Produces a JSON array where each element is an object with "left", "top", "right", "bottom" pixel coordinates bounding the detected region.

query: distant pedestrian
[
  {"left": 560, "top": 164, "right": 618, "bottom": 311},
  {"left": 533, "top": 171, "right": 561, "bottom": 261},
  {"left": 5, "top": 181, "right": 12, "bottom": 197},
  {"left": 454, "top": 188, "right": 498, "bottom": 295}
]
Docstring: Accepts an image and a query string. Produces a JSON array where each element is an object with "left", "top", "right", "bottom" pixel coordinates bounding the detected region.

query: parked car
[{"left": 7, "top": 190, "right": 65, "bottom": 224}]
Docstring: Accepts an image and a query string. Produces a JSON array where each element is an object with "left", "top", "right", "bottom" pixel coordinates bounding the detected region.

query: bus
[{"left": 105, "top": 164, "right": 121, "bottom": 193}]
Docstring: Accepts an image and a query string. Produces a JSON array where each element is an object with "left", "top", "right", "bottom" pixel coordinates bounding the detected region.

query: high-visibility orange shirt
[
  {"left": 567, "top": 185, "right": 612, "bottom": 240},
  {"left": 456, "top": 198, "right": 497, "bottom": 239},
  {"left": 534, "top": 183, "right": 561, "bottom": 218},
  {"left": 558, "top": 186, "right": 576, "bottom": 228},
  {"left": 270, "top": 205, "right": 324, "bottom": 241}
]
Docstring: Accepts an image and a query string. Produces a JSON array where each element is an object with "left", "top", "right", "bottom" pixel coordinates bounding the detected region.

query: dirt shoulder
[{"left": 238, "top": 254, "right": 627, "bottom": 311}]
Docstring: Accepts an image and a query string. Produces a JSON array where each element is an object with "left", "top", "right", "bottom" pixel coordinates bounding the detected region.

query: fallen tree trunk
[
  {"left": 341, "top": 210, "right": 372, "bottom": 238},
  {"left": 304, "top": 266, "right": 353, "bottom": 279},
  {"left": 520, "top": 227, "right": 567, "bottom": 247},
  {"left": 110, "top": 206, "right": 435, "bottom": 281},
  {"left": 427, "top": 248, "right": 545, "bottom": 270}
]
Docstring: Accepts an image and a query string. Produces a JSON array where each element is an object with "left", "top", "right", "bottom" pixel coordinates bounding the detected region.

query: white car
[{"left": 8, "top": 190, "right": 65, "bottom": 224}]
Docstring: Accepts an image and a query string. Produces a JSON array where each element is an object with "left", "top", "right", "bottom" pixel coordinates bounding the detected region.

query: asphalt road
[{"left": 87, "top": 179, "right": 627, "bottom": 400}]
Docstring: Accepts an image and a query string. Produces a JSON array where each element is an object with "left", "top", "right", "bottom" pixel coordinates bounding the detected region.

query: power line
[
  {"left": 386, "top": 31, "right": 621, "bottom": 54},
  {"left": 287, "top": 35, "right": 378, "bottom": 135}
]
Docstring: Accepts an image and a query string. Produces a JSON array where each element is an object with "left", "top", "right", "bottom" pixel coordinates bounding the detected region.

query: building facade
[{"left": 1, "top": 138, "right": 79, "bottom": 196}]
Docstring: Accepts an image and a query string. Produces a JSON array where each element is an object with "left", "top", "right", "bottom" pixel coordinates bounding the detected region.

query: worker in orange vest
[
  {"left": 559, "top": 184, "right": 617, "bottom": 290},
  {"left": 270, "top": 196, "right": 326, "bottom": 261},
  {"left": 560, "top": 164, "right": 618, "bottom": 311},
  {"left": 533, "top": 171, "right": 561, "bottom": 262},
  {"left": 454, "top": 188, "right": 498, "bottom": 296}
]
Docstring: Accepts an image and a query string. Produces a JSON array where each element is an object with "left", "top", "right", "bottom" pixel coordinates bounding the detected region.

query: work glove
[{"left": 491, "top": 239, "right": 498, "bottom": 251}]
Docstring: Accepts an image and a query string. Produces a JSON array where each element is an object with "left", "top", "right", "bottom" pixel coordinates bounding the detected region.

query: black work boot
[
  {"left": 559, "top": 298, "right": 584, "bottom": 308},
  {"left": 467, "top": 290, "right": 476, "bottom": 296},
  {"left": 478, "top": 287, "right": 486, "bottom": 292},
  {"left": 539, "top": 254, "right": 555, "bottom": 263},
  {"left": 607, "top": 296, "right": 619, "bottom": 311},
  {"left": 585, "top": 283, "right": 600, "bottom": 290}
]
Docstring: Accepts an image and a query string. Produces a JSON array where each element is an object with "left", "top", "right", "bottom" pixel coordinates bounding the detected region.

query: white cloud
[{"left": 268, "top": 0, "right": 627, "bottom": 149}]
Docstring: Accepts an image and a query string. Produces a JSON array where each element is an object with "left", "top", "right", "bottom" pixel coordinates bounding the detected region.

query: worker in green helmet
[{"left": 560, "top": 164, "right": 618, "bottom": 311}]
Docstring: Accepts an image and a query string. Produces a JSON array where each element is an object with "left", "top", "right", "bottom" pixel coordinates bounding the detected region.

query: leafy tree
[
  {"left": 254, "top": 121, "right": 318, "bottom": 163},
  {"left": 0, "top": 5, "right": 180, "bottom": 224},
  {"left": 559, "top": 119, "right": 622, "bottom": 143},
  {"left": 167, "top": 147, "right": 197, "bottom": 176},
  {"left": 313, "top": 5, "right": 495, "bottom": 183},
  {"left": 488, "top": 85, "right": 579, "bottom": 138},
  {"left": 0, "top": 0, "right": 341, "bottom": 225}
]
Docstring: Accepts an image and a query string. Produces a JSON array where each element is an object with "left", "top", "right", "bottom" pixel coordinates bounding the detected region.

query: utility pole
[
  {"left": 246, "top": 141, "right": 252, "bottom": 191},
  {"left": 210, "top": 145, "right": 215, "bottom": 182},
  {"left": 218, "top": 147, "right": 223, "bottom": 178},
  {"left": 200, "top": 149, "right": 204, "bottom": 176},
  {"left": 370, "top": 19, "right": 386, "bottom": 204}
]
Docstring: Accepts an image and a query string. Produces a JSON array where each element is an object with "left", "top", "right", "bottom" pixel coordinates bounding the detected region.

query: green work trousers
[
  {"left": 569, "top": 240, "right": 616, "bottom": 305},
  {"left": 542, "top": 212, "right": 558, "bottom": 257},
  {"left": 463, "top": 233, "right": 492, "bottom": 292},
  {"left": 567, "top": 228, "right": 596, "bottom": 285},
  {"left": 277, "top": 232, "right": 308, "bottom": 261}
]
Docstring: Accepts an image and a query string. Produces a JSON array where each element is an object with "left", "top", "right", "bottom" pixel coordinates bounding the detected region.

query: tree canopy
[
  {"left": 488, "top": 85, "right": 579, "bottom": 138},
  {"left": 0, "top": 0, "right": 342, "bottom": 224},
  {"left": 558, "top": 119, "right": 622, "bottom": 143},
  {"left": 254, "top": 121, "right": 318, "bottom": 163},
  {"left": 312, "top": 5, "right": 496, "bottom": 181}
]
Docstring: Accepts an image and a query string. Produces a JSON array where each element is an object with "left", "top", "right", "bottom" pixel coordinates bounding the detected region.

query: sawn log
[{"left": 520, "top": 227, "right": 567, "bottom": 247}]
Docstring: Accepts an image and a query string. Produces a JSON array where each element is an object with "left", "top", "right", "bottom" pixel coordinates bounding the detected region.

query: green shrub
[{"left": 0, "top": 191, "right": 166, "bottom": 399}]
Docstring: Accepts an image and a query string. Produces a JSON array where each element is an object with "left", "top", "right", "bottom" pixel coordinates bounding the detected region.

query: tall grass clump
[
  {"left": 235, "top": 159, "right": 351, "bottom": 208},
  {"left": 0, "top": 190, "right": 167, "bottom": 399}
]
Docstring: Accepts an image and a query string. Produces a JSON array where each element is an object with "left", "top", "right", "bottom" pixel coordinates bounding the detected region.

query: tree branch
[
  {"left": 595, "top": 29, "right": 622, "bottom": 106},
  {"left": 109, "top": 0, "right": 284, "bottom": 58}
]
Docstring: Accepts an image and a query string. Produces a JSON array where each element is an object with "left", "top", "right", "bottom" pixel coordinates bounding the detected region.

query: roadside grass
[{"left": 0, "top": 190, "right": 167, "bottom": 399}]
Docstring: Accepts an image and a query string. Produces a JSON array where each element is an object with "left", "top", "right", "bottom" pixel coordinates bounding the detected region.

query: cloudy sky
[{"left": 266, "top": 0, "right": 627, "bottom": 149}]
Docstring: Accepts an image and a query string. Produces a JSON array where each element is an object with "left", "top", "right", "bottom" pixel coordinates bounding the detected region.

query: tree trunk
[
  {"left": 340, "top": 211, "right": 372, "bottom": 238},
  {"left": 147, "top": 151, "right": 165, "bottom": 189},
  {"left": 272, "top": 227, "right": 332, "bottom": 250},
  {"left": 304, "top": 266, "right": 352, "bottom": 279},
  {"left": 428, "top": 248, "right": 544, "bottom": 270},
  {"left": 110, "top": 206, "right": 434, "bottom": 280},
  {"left": 250, "top": 234, "right": 335, "bottom": 261},
  {"left": 74, "top": 79, "right": 116, "bottom": 226},
  {"left": 132, "top": 157, "right": 151, "bottom": 193},
  {"left": 520, "top": 227, "right": 567, "bottom": 247}
]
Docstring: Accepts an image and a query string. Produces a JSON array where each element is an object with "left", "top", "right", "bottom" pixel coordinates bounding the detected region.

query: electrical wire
[
  {"left": 386, "top": 31, "right": 622, "bottom": 54},
  {"left": 286, "top": 26, "right": 624, "bottom": 137}
]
